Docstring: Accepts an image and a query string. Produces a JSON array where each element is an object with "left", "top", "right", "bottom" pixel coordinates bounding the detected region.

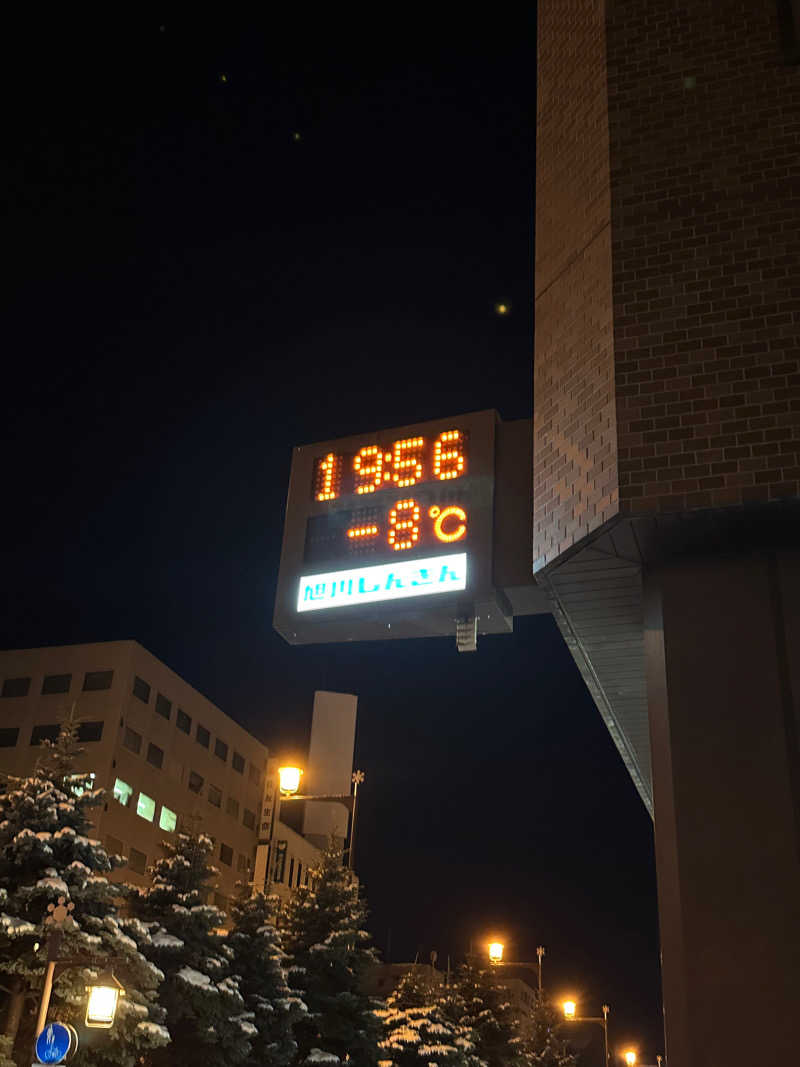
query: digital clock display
[
  {"left": 274, "top": 410, "right": 500, "bottom": 644},
  {"left": 304, "top": 431, "right": 471, "bottom": 566}
]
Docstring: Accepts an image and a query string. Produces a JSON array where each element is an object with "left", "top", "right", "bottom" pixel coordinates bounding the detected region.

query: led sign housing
[{"left": 274, "top": 410, "right": 548, "bottom": 645}]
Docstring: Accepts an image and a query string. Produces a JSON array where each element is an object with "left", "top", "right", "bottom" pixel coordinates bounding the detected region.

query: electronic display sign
[{"left": 274, "top": 410, "right": 548, "bottom": 646}]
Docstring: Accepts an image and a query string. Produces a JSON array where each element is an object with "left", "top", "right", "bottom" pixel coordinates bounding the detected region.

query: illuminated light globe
[
  {"left": 85, "top": 972, "right": 124, "bottom": 1028},
  {"left": 488, "top": 941, "right": 504, "bottom": 964},
  {"left": 494, "top": 301, "right": 511, "bottom": 315},
  {"left": 562, "top": 1000, "right": 577, "bottom": 1021},
  {"left": 278, "top": 766, "right": 303, "bottom": 796},
  {"left": 624, "top": 1052, "right": 637, "bottom": 1066}
]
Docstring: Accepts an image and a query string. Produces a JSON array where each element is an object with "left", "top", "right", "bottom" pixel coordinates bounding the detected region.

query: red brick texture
[
  {"left": 609, "top": 1, "right": 800, "bottom": 515},
  {"left": 533, "top": 1, "right": 618, "bottom": 571},
  {"left": 533, "top": 0, "right": 800, "bottom": 569}
]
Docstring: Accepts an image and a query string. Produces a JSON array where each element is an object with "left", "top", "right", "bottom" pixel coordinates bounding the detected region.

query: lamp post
[
  {"left": 33, "top": 896, "right": 124, "bottom": 1059},
  {"left": 623, "top": 1052, "right": 636, "bottom": 1066},
  {"left": 561, "top": 999, "right": 610, "bottom": 1066},
  {"left": 274, "top": 766, "right": 366, "bottom": 873},
  {"left": 485, "top": 943, "right": 546, "bottom": 996},
  {"left": 488, "top": 941, "right": 505, "bottom": 965}
]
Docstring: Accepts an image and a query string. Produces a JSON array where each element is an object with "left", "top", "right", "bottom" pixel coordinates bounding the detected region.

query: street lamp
[
  {"left": 488, "top": 941, "right": 504, "bottom": 964},
  {"left": 623, "top": 1052, "right": 636, "bottom": 1066},
  {"left": 278, "top": 766, "right": 303, "bottom": 797},
  {"left": 561, "top": 999, "right": 610, "bottom": 1065},
  {"left": 273, "top": 767, "right": 366, "bottom": 872},
  {"left": 85, "top": 972, "right": 124, "bottom": 1028}
]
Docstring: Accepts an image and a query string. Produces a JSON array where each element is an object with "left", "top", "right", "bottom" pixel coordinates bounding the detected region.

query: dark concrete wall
[{"left": 644, "top": 551, "right": 800, "bottom": 1065}]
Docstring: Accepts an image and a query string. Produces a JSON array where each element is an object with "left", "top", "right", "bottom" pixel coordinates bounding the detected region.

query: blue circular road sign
[{"left": 35, "top": 1022, "right": 73, "bottom": 1064}]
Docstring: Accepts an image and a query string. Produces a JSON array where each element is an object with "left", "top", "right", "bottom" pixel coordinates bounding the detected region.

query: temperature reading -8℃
[{"left": 312, "top": 430, "right": 469, "bottom": 553}]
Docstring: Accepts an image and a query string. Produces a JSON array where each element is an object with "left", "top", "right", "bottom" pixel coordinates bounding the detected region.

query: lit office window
[
  {"left": 159, "top": 806, "right": 177, "bottom": 832},
  {"left": 136, "top": 792, "right": 156, "bottom": 822},
  {"left": 113, "top": 778, "right": 133, "bottom": 807}
]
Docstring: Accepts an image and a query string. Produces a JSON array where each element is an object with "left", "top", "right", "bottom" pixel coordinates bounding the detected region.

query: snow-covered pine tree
[
  {"left": 376, "top": 965, "right": 482, "bottom": 1067},
  {"left": 131, "top": 827, "right": 252, "bottom": 1067},
  {"left": 227, "top": 889, "right": 306, "bottom": 1067},
  {"left": 0, "top": 712, "right": 169, "bottom": 1067},
  {"left": 280, "top": 840, "right": 380, "bottom": 1067},
  {"left": 520, "top": 995, "right": 575, "bottom": 1067},
  {"left": 452, "top": 958, "right": 526, "bottom": 1067}
]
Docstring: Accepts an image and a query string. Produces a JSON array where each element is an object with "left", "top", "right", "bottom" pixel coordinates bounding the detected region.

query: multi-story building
[{"left": 0, "top": 640, "right": 356, "bottom": 911}]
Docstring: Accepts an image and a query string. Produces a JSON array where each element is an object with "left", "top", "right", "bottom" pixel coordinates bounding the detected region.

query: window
[
  {"left": 232, "top": 751, "right": 245, "bottom": 773},
  {"left": 248, "top": 763, "right": 261, "bottom": 784},
  {"left": 237, "top": 853, "right": 250, "bottom": 872},
  {"left": 778, "top": 0, "right": 800, "bottom": 63},
  {"left": 70, "top": 772, "right": 96, "bottom": 797},
  {"left": 83, "top": 670, "right": 113, "bottom": 691},
  {"left": 42, "top": 673, "right": 71, "bottom": 695},
  {"left": 155, "top": 693, "right": 172, "bottom": 720},
  {"left": 136, "top": 792, "right": 156, "bottom": 822},
  {"left": 219, "top": 843, "right": 233, "bottom": 866},
  {"left": 0, "top": 727, "right": 19, "bottom": 747},
  {"left": 177, "top": 709, "right": 191, "bottom": 734},
  {"left": 208, "top": 785, "right": 222, "bottom": 808},
  {"left": 106, "top": 834, "right": 124, "bottom": 857},
  {"left": 123, "top": 726, "right": 142, "bottom": 755},
  {"left": 113, "top": 778, "right": 133, "bottom": 806},
  {"left": 242, "top": 808, "right": 256, "bottom": 830},
  {"left": 30, "top": 724, "right": 59, "bottom": 746},
  {"left": 77, "top": 721, "right": 104, "bottom": 743},
  {"left": 159, "top": 806, "right": 177, "bottom": 832},
  {"left": 128, "top": 848, "right": 147, "bottom": 874},
  {"left": 2, "top": 677, "right": 30, "bottom": 698},
  {"left": 304, "top": 870, "right": 309, "bottom": 887},
  {"left": 214, "top": 738, "right": 228, "bottom": 762},
  {"left": 296, "top": 861, "right": 302, "bottom": 887},
  {"left": 188, "top": 770, "right": 204, "bottom": 794},
  {"left": 226, "top": 796, "right": 240, "bottom": 818},
  {"left": 196, "top": 724, "right": 210, "bottom": 748},
  {"left": 147, "top": 742, "right": 164, "bottom": 769},
  {"left": 288, "top": 857, "right": 295, "bottom": 886},
  {"left": 132, "top": 676, "right": 151, "bottom": 703}
]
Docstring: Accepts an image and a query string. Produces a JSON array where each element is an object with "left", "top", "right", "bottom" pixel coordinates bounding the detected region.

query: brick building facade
[{"left": 533, "top": 3, "right": 800, "bottom": 1064}]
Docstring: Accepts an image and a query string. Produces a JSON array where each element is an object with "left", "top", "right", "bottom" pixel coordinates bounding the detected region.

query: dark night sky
[{"left": 4, "top": 10, "right": 662, "bottom": 1059}]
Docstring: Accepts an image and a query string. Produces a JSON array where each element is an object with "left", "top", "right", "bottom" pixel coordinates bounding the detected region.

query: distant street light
[
  {"left": 488, "top": 941, "right": 505, "bottom": 964},
  {"left": 561, "top": 998, "right": 610, "bottom": 1065},
  {"left": 623, "top": 1052, "right": 637, "bottom": 1066}
]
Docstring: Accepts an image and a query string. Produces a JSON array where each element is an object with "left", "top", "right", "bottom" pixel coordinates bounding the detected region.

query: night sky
[{"left": 4, "top": 10, "right": 662, "bottom": 1060}]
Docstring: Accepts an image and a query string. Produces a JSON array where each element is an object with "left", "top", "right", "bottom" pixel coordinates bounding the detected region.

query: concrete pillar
[{"left": 644, "top": 551, "right": 800, "bottom": 1064}]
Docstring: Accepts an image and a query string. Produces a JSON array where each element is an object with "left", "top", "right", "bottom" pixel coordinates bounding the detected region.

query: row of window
[
  {"left": 131, "top": 675, "right": 261, "bottom": 784},
  {"left": 0, "top": 722, "right": 104, "bottom": 748},
  {"left": 111, "top": 779, "right": 251, "bottom": 875},
  {"left": 120, "top": 725, "right": 258, "bottom": 831},
  {"left": 1, "top": 671, "right": 113, "bottom": 698}
]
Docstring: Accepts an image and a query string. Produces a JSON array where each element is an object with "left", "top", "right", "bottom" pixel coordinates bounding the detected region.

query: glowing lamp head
[
  {"left": 494, "top": 301, "right": 510, "bottom": 316},
  {"left": 487, "top": 941, "right": 504, "bottom": 964},
  {"left": 278, "top": 766, "right": 303, "bottom": 796},
  {"left": 562, "top": 1000, "right": 577, "bottom": 1021},
  {"left": 623, "top": 1052, "right": 637, "bottom": 1066},
  {"left": 85, "top": 972, "right": 124, "bottom": 1028}
]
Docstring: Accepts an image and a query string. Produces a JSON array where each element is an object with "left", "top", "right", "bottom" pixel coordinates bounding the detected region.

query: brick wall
[
  {"left": 533, "top": 1, "right": 618, "bottom": 570},
  {"left": 609, "top": 0, "right": 800, "bottom": 514}
]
